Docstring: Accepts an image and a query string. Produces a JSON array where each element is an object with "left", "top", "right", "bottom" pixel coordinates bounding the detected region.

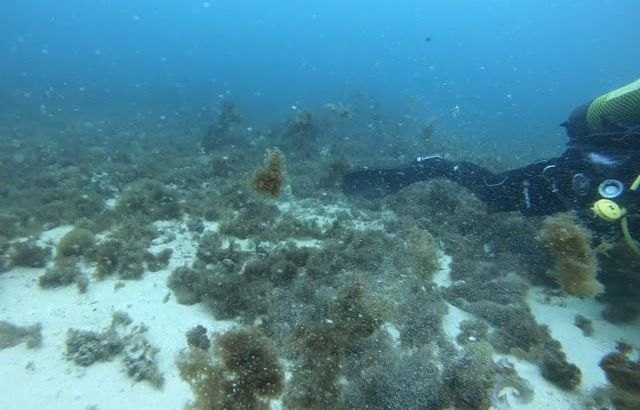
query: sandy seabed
[{"left": 1, "top": 223, "right": 638, "bottom": 410}]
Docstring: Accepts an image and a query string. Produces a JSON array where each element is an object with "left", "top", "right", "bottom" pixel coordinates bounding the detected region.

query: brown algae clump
[
  {"left": 177, "top": 327, "right": 283, "bottom": 410},
  {"left": 251, "top": 148, "right": 286, "bottom": 197},
  {"left": 408, "top": 227, "right": 441, "bottom": 281},
  {"left": 539, "top": 213, "right": 603, "bottom": 297}
]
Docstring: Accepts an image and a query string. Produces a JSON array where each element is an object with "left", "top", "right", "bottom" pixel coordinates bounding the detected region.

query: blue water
[
  {"left": 2, "top": 3, "right": 639, "bottom": 408},
  {"left": 2, "top": 0, "right": 638, "bottom": 147}
]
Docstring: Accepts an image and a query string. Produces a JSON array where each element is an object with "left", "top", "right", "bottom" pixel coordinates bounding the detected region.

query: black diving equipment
[{"left": 591, "top": 174, "right": 640, "bottom": 255}]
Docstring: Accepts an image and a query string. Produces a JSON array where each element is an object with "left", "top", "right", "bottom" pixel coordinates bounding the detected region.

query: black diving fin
[
  {"left": 342, "top": 155, "right": 451, "bottom": 199},
  {"left": 342, "top": 168, "right": 394, "bottom": 199}
]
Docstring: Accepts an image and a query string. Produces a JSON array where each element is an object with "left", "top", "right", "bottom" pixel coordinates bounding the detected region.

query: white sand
[
  {"left": 439, "top": 283, "right": 639, "bottom": 409},
  {"left": 527, "top": 287, "right": 640, "bottom": 406},
  {"left": 2, "top": 222, "right": 638, "bottom": 410},
  {"left": 0, "top": 223, "right": 235, "bottom": 410}
]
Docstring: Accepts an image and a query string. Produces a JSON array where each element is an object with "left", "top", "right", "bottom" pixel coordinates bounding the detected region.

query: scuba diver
[{"left": 343, "top": 78, "right": 640, "bottom": 254}]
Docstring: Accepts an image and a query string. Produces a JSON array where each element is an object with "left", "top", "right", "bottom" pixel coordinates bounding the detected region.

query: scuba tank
[
  {"left": 586, "top": 78, "right": 640, "bottom": 133},
  {"left": 562, "top": 78, "right": 640, "bottom": 146}
]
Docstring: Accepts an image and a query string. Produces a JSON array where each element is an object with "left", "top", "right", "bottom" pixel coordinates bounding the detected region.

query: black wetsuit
[{"left": 343, "top": 103, "right": 640, "bottom": 217}]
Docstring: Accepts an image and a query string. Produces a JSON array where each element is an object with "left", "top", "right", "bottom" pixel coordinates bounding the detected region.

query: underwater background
[
  {"left": 1, "top": 1, "right": 639, "bottom": 409},
  {"left": 3, "top": 0, "right": 639, "bottom": 153}
]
